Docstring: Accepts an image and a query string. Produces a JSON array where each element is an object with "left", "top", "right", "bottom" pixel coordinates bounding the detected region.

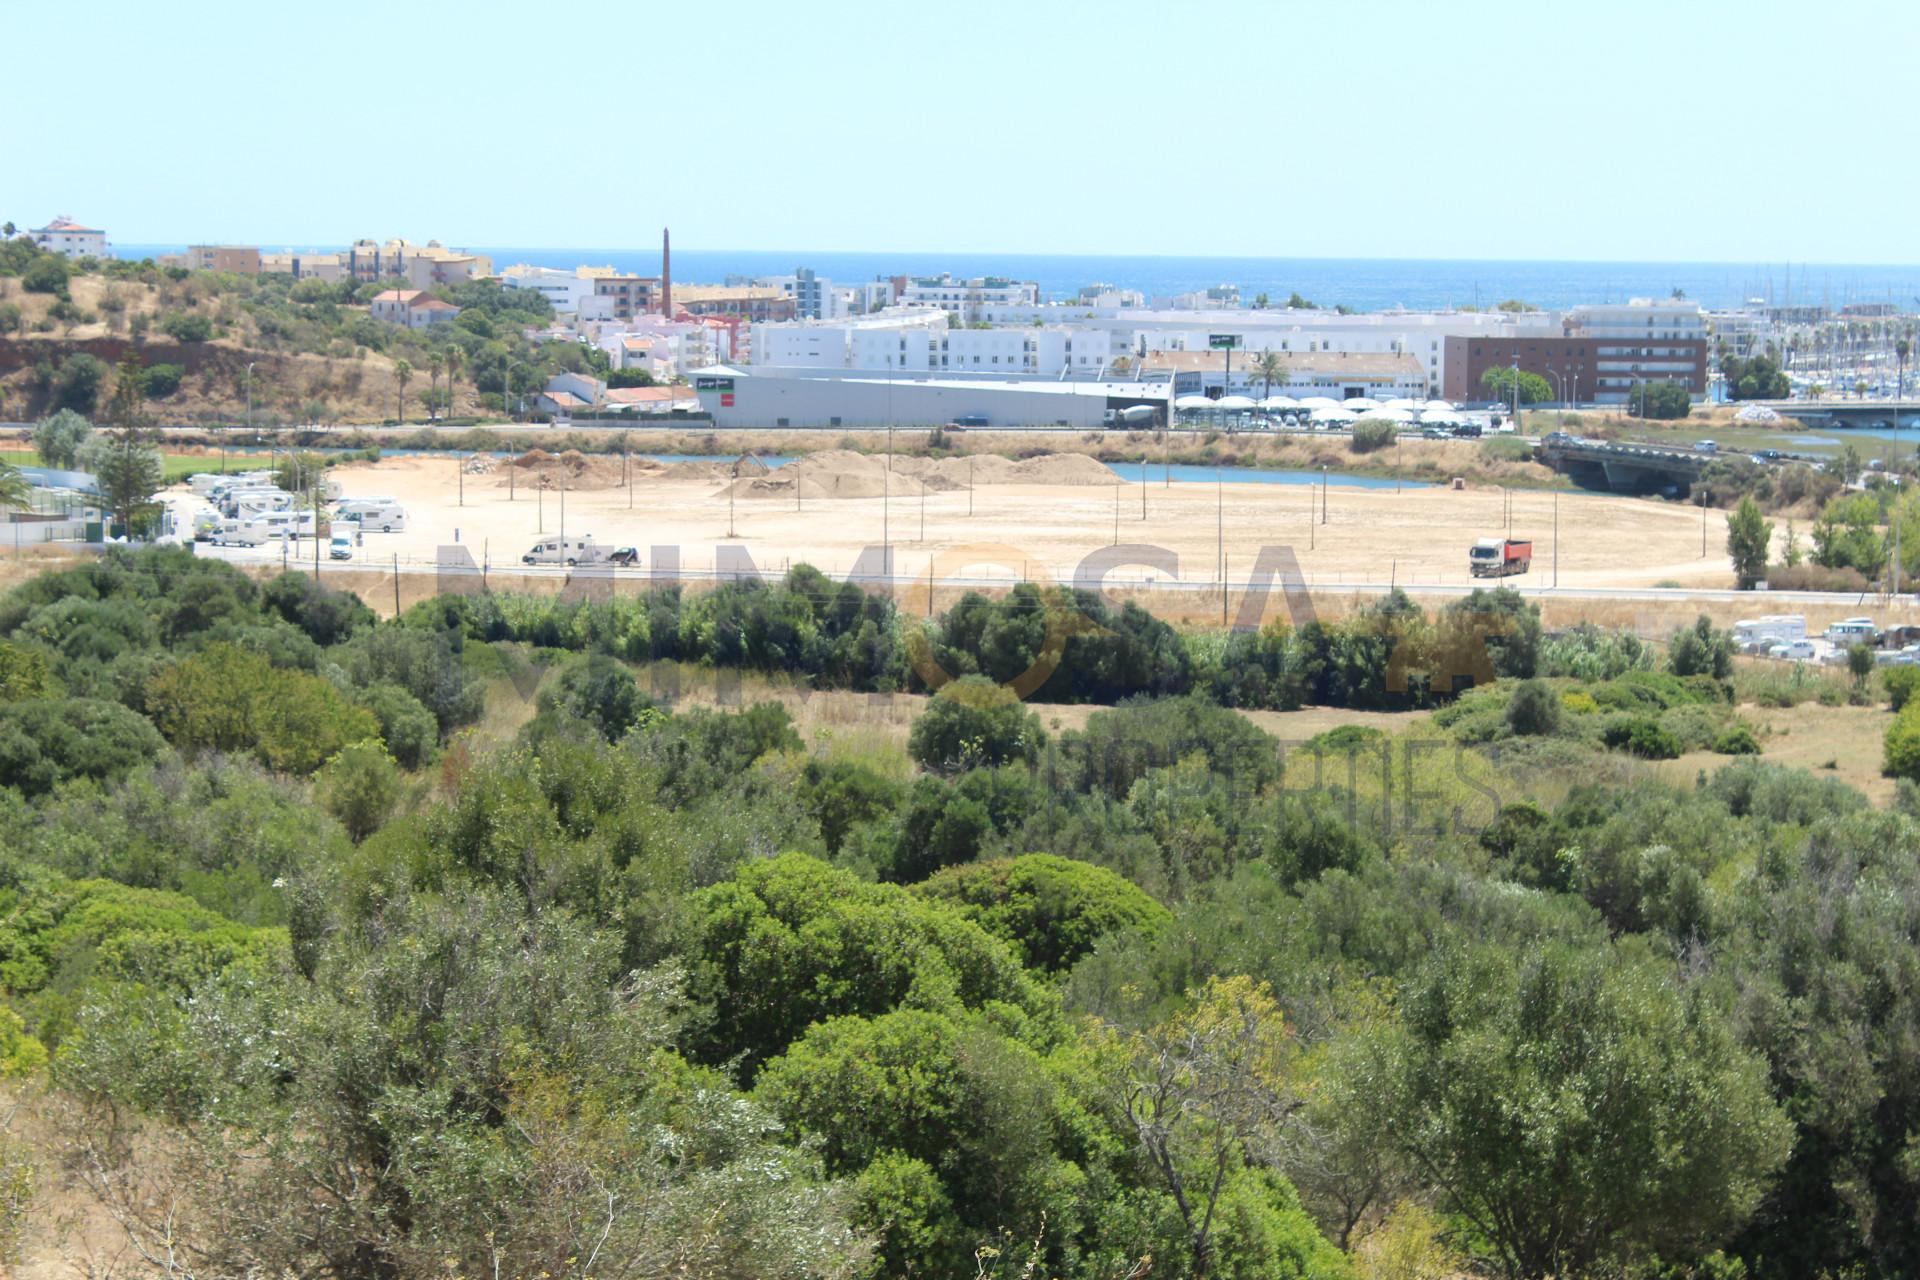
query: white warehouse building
[{"left": 689, "top": 366, "right": 1166, "bottom": 429}]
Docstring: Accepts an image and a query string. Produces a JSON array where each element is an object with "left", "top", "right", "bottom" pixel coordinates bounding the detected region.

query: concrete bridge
[
  {"left": 1536, "top": 435, "right": 1713, "bottom": 495},
  {"left": 1753, "top": 401, "right": 1920, "bottom": 430}
]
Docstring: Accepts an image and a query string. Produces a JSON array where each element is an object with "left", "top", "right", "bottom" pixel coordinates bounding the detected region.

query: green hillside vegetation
[
  {"left": 0, "top": 236, "right": 606, "bottom": 424},
  {"left": 0, "top": 549, "right": 1917, "bottom": 1278}
]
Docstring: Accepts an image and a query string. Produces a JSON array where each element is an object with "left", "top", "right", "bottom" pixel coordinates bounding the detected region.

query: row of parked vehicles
[
  {"left": 185, "top": 473, "right": 410, "bottom": 550},
  {"left": 1730, "top": 614, "right": 1912, "bottom": 664}
]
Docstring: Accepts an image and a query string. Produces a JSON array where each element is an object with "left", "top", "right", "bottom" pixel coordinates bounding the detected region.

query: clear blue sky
[{"left": 12, "top": 0, "right": 1916, "bottom": 262}]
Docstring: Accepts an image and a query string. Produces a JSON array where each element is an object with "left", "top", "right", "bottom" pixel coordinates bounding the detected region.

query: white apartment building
[
  {"left": 596, "top": 316, "right": 734, "bottom": 378},
  {"left": 30, "top": 216, "right": 109, "bottom": 258},
  {"left": 754, "top": 268, "right": 844, "bottom": 321},
  {"left": 899, "top": 273, "right": 1040, "bottom": 318},
  {"left": 754, "top": 312, "right": 1118, "bottom": 377},
  {"left": 1567, "top": 300, "right": 1708, "bottom": 403},
  {"left": 500, "top": 265, "right": 600, "bottom": 314}
]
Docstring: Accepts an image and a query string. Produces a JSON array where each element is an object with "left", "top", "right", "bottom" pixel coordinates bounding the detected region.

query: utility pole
[
  {"left": 1215, "top": 466, "right": 1224, "bottom": 616},
  {"left": 1553, "top": 489, "right": 1559, "bottom": 588},
  {"left": 1700, "top": 487, "right": 1707, "bottom": 557}
]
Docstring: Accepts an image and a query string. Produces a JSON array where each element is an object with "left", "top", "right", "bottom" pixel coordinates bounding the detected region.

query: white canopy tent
[
  {"left": 1311, "top": 406, "right": 1359, "bottom": 425},
  {"left": 1260, "top": 395, "right": 1301, "bottom": 410},
  {"left": 1215, "top": 395, "right": 1258, "bottom": 411},
  {"left": 1174, "top": 395, "right": 1216, "bottom": 412},
  {"left": 1344, "top": 397, "right": 1383, "bottom": 411},
  {"left": 1297, "top": 396, "right": 1342, "bottom": 411},
  {"left": 1359, "top": 407, "right": 1415, "bottom": 423}
]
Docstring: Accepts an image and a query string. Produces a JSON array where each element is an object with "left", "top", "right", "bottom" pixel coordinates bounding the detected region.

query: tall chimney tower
[{"left": 660, "top": 226, "right": 672, "bottom": 317}]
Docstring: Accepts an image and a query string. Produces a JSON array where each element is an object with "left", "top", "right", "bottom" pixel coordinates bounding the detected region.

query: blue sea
[{"left": 115, "top": 246, "right": 1920, "bottom": 314}]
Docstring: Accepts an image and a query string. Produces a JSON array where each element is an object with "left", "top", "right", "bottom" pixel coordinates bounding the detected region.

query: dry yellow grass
[{"left": 1654, "top": 700, "right": 1898, "bottom": 805}]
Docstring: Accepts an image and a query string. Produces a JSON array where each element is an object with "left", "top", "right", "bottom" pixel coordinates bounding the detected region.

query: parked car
[
  {"left": 329, "top": 535, "right": 353, "bottom": 561},
  {"left": 607, "top": 547, "right": 641, "bottom": 568}
]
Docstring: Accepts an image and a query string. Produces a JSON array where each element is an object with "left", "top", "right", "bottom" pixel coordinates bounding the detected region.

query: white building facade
[{"left": 31, "top": 216, "right": 109, "bottom": 258}]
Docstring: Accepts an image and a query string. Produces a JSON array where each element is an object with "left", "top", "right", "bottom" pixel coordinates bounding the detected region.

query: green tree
[
  {"left": 910, "top": 852, "right": 1171, "bottom": 972},
  {"left": 31, "top": 408, "right": 92, "bottom": 468},
  {"left": 21, "top": 254, "right": 68, "bottom": 296},
  {"left": 1382, "top": 940, "right": 1790, "bottom": 1279},
  {"left": 1349, "top": 419, "right": 1395, "bottom": 453},
  {"left": 1113, "top": 976, "right": 1312, "bottom": 1280},
  {"left": 1668, "top": 615, "right": 1735, "bottom": 679},
  {"left": 0, "top": 641, "right": 60, "bottom": 703},
  {"left": 538, "top": 652, "right": 659, "bottom": 741},
  {"left": 352, "top": 682, "right": 439, "bottom": 769},
  {"left": 1725, "top": 496, "right": 1773, "bottom": 588},
  {"left": 1721, "top": 353, "right": 1791, "bottom": 400},
  {"left": 1627, "top": 381, "right": 1692, "bottom": 419},
  {"left": 907, "top": 675, "right": 1046, "bottom": 773},
  {"left": 1884, "top": 702, "right": 1920, "bottom": 779},
  {"left": 392, "top": 358, "right": 412, "bottom": 423},
  {"left": 1847, "top": 641, "right": 1875, "bottom": 688},
  {"left": 1502, "top": 678, "right": 1561, "bottom": 736},
  {"left": 313, "top": 739, "right": 403, "bottom": 841},
  {"left": 49, "top": 353, "right": 107, "bottom": 414},
  {"left": 0, "top": 459, "right": 27, "bottom": 516},
  {"left": 1477, "top": 367, "right": 1552, "bottom": 406},
  {"left": 159, "top": 310, "right": 213, "bottom": 343},
  {"left": 146, "top": 642, "right": 378, "bottom": 775},
  {"left": 1249, "top": 351, "right": 1287, "bottom": 401},
  {"left": 92, "top": 349, "right": 163, "bottom": 535},
  {"left": 0, "top": 697, "right": 166, "bottom": 796}
]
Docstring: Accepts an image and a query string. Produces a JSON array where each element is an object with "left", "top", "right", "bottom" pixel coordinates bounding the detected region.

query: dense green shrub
[
  {"left": 907, "top": 676, "right": 1045, "bottom": 773},
  {"left": 0, "top": 697, "right": 165, "bottom": 796}
]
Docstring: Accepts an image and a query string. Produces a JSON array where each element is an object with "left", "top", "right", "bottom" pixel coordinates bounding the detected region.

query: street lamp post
[{"left": 240, "top": 361, "right": 256, "bottom": 475}]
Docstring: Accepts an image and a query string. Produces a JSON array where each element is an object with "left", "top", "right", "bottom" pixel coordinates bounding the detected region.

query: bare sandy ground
[{"left": 322, "top": 453, "right": 1732, "bottom": 591}]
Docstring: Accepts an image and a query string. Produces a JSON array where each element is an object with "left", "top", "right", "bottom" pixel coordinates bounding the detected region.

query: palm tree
[
  {"left": 445, "top": 345, "right": 464, "bottom": 418},
  {"left": 0, "top": 458, "right": 30, "bottom": 514},
  {"left": 1249, "top": 351, "right": 1286, "bottom": 402},
  {"left": 1899, "top": 336, "right": 1912, "bottom": 402},
  {"left": 427, "top": 352, "right": 446, "bottom": 422},
  {"left": 393, "top": 359, "right": 412, "bottom": 424}
]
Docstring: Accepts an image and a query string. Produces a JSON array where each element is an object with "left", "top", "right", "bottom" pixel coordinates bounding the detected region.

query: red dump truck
[{"left": 1470, "top": 538, "right": 1532, "bottom": 578}]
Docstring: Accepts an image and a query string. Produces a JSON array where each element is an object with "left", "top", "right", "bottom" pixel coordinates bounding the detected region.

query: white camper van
[
  {"left": 242, "top": 510, "right": 316, "bottom": 541},
  {"left": 1733, "top": 615, "right": 1806, "bottom": 653},
  {"left": 521, "top": 538, "right": 607, "bottom": 566},
  {"left": 336, "top": 500, "right": 407, "bottom": 533},
  {"left": 230, "top": 490, "right": 295, "bottom": 519}
]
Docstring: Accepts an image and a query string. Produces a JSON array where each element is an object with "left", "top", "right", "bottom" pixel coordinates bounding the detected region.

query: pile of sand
[
  {"left": 498, "top": 448, "right": 633, "bottom": 491},
  {"left": 723, "top": 450, "right": 932, "bottom": 501}
]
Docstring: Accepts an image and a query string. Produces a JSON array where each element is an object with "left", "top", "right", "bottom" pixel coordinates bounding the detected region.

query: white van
[
  {"left": 1767, "top": 640, "right": 1817, "bottom": 661},
  {"left": 1825, "top": 617, "right": 1877, "bottom": 647},
  {"left": 244, "top": 510, "right": 316, "bottom": 541},
  {"left": 336, "top": 500, "right": 407, "bottom": 533},
  {"left": 521, "top": 538, "right": 606, "bottom": 566}
]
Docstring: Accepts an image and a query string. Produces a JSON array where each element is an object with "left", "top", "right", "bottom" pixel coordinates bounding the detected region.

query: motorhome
[
  {"left": 211, "top": 520, "right": 268, "bottom": 547},
  {"left": 1733, "top": 615, "right": 1806, "bottom": 652},
  {"left": 335, "top": 500, "right": 407, "bottom": 532},
  {"left": 521, "top": 537, "right": 608, "bottom": 566},
  {"left": 242, "top": 510, "right": 316, "bottom": 541},
  {"left": 229, "top": 490, "right": 295, "bottom": 519}
]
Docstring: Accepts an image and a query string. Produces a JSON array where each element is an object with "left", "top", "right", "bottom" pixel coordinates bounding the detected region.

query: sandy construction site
[{"left": 304, "top": 449, "right": 1726, "bottom": 589}]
